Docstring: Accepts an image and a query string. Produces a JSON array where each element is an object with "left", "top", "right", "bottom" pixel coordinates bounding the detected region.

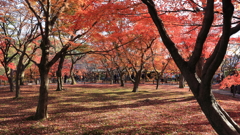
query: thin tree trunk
[
  {"left": 15, "top": 74, "right": 21, "bottom": 98},
  {"left": 56, "top": 76, "right": 63, "bottom": 91},
  {"left": 120, "top": 73, "right": 125, "bottom": 87},
  {"left": 56, "top": 54, "right": 65, "bottom": 91},
  {"left": 156, "top": 73, "right": 160, "bottom": 90},
  {"left": 69, "top": 57, "right": 76, "bottom": 85}
]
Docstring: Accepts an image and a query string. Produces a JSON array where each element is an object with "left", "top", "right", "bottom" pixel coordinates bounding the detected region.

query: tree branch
[
  {"left": 188, "top": 0, "right": 214, "bottom": 71},
  {"left": 141, "top": 0, "right": 187, "bottom": 71}
]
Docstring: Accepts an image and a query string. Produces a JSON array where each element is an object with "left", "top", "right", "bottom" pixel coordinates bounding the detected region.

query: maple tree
[
  {"left": 2, "top": 2, "right": 240, "bottom": 135},
  {"left": 22, "top": 0, "right": 117, "bottom": 119},
  {"left": 25, "top": 64, "right": 40, "bottom": 84},
  {"left": 23, "top": 0, "right": 72, "bottom": 120},
  {"left": 0, "top": 2, "right": 19, "bottom": 92},
  {"left": 9, "top": 4, "right": 39, "bottom": 98},
  {"left": 141, "top": 0, "right": 240, "bottom": 134}
]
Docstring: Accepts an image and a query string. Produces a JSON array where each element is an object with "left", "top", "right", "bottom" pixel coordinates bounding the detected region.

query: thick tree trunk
[
  {"left": 20, "top": 75, "right": 24, "bottom": 85},
  {"left": 184, "top": 70, "right": 240, "bottom": 134},
  {"left": 35, "top": 67, "right": 49, "bottom": 120},
  {"left": 196, "top": 57, "right": 204, "bottom": 78},
  {"left": 19, "top": 71, "right": 25, "bottom": 85},
  {"left": 132, "top": 71, "right": 141, "bottom": 92},
  {"left": 141, "top": 0, "right": 240, "bottom": 133},
  {"left": 197, "top": 93, "right": 240, "bottom": 135}
]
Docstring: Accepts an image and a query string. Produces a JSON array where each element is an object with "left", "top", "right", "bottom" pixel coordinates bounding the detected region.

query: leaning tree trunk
[
  {"left": 141, "top": 0, "right": 240, "bottom": 133},
  {"left": 198, "top": 93, "right": 240, "bottom": 134},
  {"left": 186, "top": 75, "right": 240, "bottom": 135}
]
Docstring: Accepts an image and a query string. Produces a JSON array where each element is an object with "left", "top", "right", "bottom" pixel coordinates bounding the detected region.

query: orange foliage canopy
[{"left": 220, "top": 72, "right": 240, "bottom": 89}]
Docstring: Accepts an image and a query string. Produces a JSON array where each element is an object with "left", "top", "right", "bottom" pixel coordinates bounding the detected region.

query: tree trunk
[
  {"left": 8, "top": 76, "right": 14, "bottom": 92},
  {"left": 187, "top": 77, "right": 240, "bottom": 134},
  {"left": 141, "top": 0, "right": 240, "bottom": 133},
  {"left": 56, "top": 54, "right": 65, "bottom": 91},
  {"left": 155, "top": 73, "right": 160, "bottom": 89},
  {"left": 70, "top": 75, "right": 76, "bottom": 85},
  {"left": 56, "top": 76, "right": 63, "bottom": 91},
  {"left": 132, "top": 71, "right": 141, "bottom": 92},
  {"left": 7, "top": 68, "right": 14, "bottom": 92},
  {"left": 196, "top": 57, "right": 204, "bottom": 78},
  {"left": 15, "top": 56, "right": 24, "bottom": 98},
  {"left": 197, "top": 93, "right": 240, "bottom": 135},
  {"left": 120, "top": 73, "right": 125, "bottom": 87},
  {"left": 34, "top": 39, "right": 51, "bottom": 120},
  {"left": 20, "top": 74, "right": 24, "bottom": 85},
  {"left": 15, "top": 73, "right": 21, "bottom": 98},
  {"left": 35, "top": 66, "right": 49, "bottom": 120},
  {"left": 179, "top": 74, "right": 185, "bottom": 88},
  {"left": 69, "top": 58, "right": 76, "bottom": 85}
]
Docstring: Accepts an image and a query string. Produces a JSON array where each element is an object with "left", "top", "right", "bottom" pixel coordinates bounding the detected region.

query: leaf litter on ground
[{"left": 0, "top": 83, "right": 239, "bottom": 135}]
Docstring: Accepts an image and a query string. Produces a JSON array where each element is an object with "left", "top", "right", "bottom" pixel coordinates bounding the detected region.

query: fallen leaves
[{"left": 0, "top": 83, "right": 239, "bottom": 134}]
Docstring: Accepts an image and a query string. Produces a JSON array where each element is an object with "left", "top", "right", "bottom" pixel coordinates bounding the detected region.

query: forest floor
[{"left": 0, "top": 83, "right": 240, "bottom": 135}]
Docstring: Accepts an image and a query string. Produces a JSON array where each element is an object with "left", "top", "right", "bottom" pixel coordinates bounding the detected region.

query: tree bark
[
  {"left": 20, "top": 72, "right": 25, "bottom": 85},
  {"left": 34, "top": 66, "right": 49, "bottom": 120},
  {"left": 7, "top": 68, "right": 14, "bottom": 92},
  {"left": 69, "top": 56, "right": 76, "bottom": 85},
  {"left": 141, "top": 0, "right": 240, "bottom": 133},
  {"left": 155, "top": 73, "right": 160, "bottom": 90},
  {"left": 15, "top": 54, "right": 24, "bottom": 98},
  {"left": 8, "top": 76, "right": 14, "bottom": 92},
  {"left": 196, "top": 91, "right": 240, "bottom": 135},
  {"left": 179, "top": 74, "right": 185, "bottom": 88},
  {"left": 132, "top": 71, "right": 141, "bottom": 92},
  {"left": 120, "top": 72, "right": 125, "bottom": 87},
  {"left": 56, "top": 54, "right": 66, "bottom": 91}
]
